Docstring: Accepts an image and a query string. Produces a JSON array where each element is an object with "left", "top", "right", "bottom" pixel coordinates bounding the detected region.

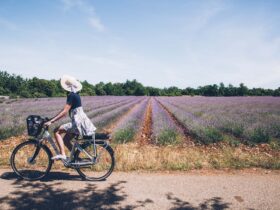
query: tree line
[{"left": 0, "top": 71, "right": 279, "bottom": 97}]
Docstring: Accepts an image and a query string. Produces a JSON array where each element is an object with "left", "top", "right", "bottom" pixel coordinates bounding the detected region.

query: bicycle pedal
[
  {"left": 62, "top": 158, "right": 71, "bottom": 167},
  {"left": 63, "top": 162, "right": 70, "bottom": 167}
]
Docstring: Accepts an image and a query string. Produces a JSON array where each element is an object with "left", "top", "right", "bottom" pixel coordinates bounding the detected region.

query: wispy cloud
[
  {"left": 185, "top": 1, "right": 226, "bottom": 33},
  {"left": 89, "top": 17, "right": 105, "bottom": 32},
  {"left": 61, "top": 0, "right": 105, "bottom": 32}
]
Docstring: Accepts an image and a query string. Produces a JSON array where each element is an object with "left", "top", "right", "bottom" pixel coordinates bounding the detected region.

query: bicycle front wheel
[
  {"left": 75, "top": 142, "right": 115, "bottom": 181},
  {"left": 10, "top": 140, "right": 52, "bottom": 180}
]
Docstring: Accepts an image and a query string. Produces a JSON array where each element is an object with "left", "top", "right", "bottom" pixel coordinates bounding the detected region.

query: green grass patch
[
  {"left": 166, "top": 162, "right": 191, "bottom": 170},
  {"left": 231, "top": 125, "right": 245, "bottom": 137},
  {"left": 209, "top": 158, "right": 221, "bottom": 169},
  {"left": 113, "top": 128, "right": 135, "bottom": 144},
  {"left": 223, "top": 135, "right": 241, "bottom": 147},
  {"left": 269, "top": 139, "right": 280, "bottom": 150},
  {"left": 156, "top": 129, "right": 181, "bottom": 146},
  {"left": 249, "top": 127, "right": 270, "bottom": 143},
  {"left": 0, "top": 126, "right": 25, "bottom": 140},
  {"left": 198, "top": 127, "right": 223, "bottom": 144},
  {"left": 223, "top": 123, "right": 244, "bottom": 138}
]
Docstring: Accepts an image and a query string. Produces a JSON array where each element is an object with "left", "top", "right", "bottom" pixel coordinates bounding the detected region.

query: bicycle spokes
[
  {"left": 75, "top": 143, "right": 114, "bottom": 181},
  {"left": 10, "top": 140, "right": 52, "bottom": 180}
]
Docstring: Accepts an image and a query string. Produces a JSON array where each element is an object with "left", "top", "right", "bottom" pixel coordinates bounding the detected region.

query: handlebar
[{"left": 41, "top": 117, "right": 52, "bottom": 130}]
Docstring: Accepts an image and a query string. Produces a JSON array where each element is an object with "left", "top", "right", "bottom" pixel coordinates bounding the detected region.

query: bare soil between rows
[{"left": 137, "top": 98, "right": 153, "bottom": 145}]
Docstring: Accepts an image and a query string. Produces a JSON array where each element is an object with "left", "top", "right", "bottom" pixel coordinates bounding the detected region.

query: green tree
[
  {"left": 224, "top": 84, "right": 238, "bottom": 96},
  {"left": 0, "top": 71, "right": 24, "bottom": 96},
  {"left": 161, "top": 86, "right": 182, "bottom": 96},
  {"left": 238, "top": 83, "right": 248, "bottom": 96},
  {"left": 199, "top": 84, "right": 219, "bottom": 96},
  {"left": 80, "top": 80, "right": 96, "bottom": 96},
  {"left": 27, "top": 78, "right": 56, "bottom": 97},
  {"left": 123, "top": 80, "right": 146, "bottom": 96},
  {"left": 182, "top": 87, "right": 196, "bottom": 96},
  {"left": 95, "top": 82, "right": 107, "bottom": 95},
  {"left": 103, "top": 82, "right": 114, "bottom": 95},
  {"left": 146, "top": 86, "right": 161, "bottom": 96},
  {"left": 1, "top": 70, "right": 279, "bottom": 97},
  {"left": 273, "top": 87, "right": 280, "bottom": 96},
  {"left": 218, "top": 82, "right": 225, "bottom": 96},
  {"left": 111, "top": 83, "right": 125, "bottom": 95}
]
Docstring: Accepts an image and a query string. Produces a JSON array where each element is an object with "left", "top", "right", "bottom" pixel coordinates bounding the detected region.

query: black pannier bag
[{"left": 26, "top": 115, "right": 44, "bottom": 137}]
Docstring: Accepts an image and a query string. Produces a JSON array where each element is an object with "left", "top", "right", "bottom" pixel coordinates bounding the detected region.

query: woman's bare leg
[
  {"left": 63, "top": 132, "right": 74, "bottom": 152},
  {"left": 54, "top": 126, "right": 67, "bottom": 156}
]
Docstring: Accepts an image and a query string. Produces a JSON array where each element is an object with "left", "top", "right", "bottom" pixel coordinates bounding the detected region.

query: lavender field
[{"left": 0, "top": 96, "right": 280, "bottom": 147}]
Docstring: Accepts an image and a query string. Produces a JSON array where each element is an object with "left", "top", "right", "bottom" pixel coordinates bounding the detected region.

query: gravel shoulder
[{"left": 0, "top": 169, "right": 279, "bottom": 210}]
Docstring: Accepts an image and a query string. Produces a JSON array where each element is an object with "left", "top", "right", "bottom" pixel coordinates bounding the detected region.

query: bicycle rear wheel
[
  {"left": 75, "top": 142, "right": 115, "bottom": 181},
  {"left": 10, "top": 140, "right": 52, "bottom": 180}
]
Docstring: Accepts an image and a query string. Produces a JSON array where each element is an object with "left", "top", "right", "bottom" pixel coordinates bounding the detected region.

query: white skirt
[{"left": 62, "top": 107, "right": 96, "bottom": 136}]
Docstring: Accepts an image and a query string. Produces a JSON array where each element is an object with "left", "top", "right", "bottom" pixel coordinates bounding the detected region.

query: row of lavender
[
  {"left": 0, "top": 95, "right": 184, "bottom": 145},
  {"left": 157, "top": 96, "right": 280, "bottom": 144},
  {"left": 0, "top": 96, "right": 143, "bottom": 139},
  {"left": 1, "top": 96, "right": 279, "bottom": 145},
  {"left": 150, "top": 98, "right": 185, "bottom": 145},
  {"left": 111, "top": 98, "right": 149, "bottom": 143},
  {"left": 111, "top": 97, "right": 185, "bottom": 145}
]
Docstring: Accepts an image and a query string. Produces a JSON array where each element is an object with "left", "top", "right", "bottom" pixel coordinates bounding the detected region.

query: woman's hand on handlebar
[{"left": 44, "top": 120, "right": 52, "bottom": 127}]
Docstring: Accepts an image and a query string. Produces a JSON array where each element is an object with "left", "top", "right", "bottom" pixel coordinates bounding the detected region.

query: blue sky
[{"left": 0, "top": 0, "right": 280, "bottom": 89}]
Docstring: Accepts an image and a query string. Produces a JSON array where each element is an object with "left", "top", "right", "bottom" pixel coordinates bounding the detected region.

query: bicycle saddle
[
  {"left": 82, "top": 135, "right": 93, "bottom": 140},
  {"left": 95, "top": 133, "right": 110, "bottom": 140}
]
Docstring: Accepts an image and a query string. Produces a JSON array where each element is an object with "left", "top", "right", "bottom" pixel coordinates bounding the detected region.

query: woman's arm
[{"left": 44, "top": 104, "right": 71, "bottom": 126}]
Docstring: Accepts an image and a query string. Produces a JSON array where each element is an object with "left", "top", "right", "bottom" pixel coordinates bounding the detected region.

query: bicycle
[{"left": 10, "top": 115, "right": 115, "bottom": 181}]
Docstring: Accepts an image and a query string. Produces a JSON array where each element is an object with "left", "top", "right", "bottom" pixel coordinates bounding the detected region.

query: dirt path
[
  {"left": 137, "top": 98, "right": 152, "bottom": 145},
  {"left": 0, "top": 169, "right": 279, "bottom": 210}
]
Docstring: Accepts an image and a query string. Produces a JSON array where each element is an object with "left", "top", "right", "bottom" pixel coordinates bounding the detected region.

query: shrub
[
  {"left": 156, "top": 129, "right": 181, "bottom": 146},
  {"left": 0, "top": 126, "right": 25, "bottom": 140},
  {"left": 269, "top": 139, "right": 280, "bottom": 150},
  {"left": 113, "top": 128, "right": 135, "bottom": 144},
  {"left": 198, "top": 127, "right": 223, "bottom": 144},
  {"left": 250, "top": 127, "right": 270, "bottom": 143},
  {"left": 222, "top": 122, "right": 244, "bottom": 137},
  {"left": 224, "top": 135, "right": 241, "bottom": 147},
  {"left": 271, "top": 124, "right": 280, "bottom": 138},
  {"left": 232, "top": 125, "right": 244, "bottom": 137}
]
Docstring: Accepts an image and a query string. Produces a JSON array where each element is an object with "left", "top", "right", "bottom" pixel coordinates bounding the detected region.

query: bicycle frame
[{"left": 37, "top": 128, "right": 106, "bottom": 167}]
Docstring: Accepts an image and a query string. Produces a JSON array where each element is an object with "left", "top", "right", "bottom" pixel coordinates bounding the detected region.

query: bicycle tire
[
  {"left": 74, "top": 142, "right": 115, "bottom": 181},
  {"left": 10, "top": 140, "right": 53, "bottom": 181}
]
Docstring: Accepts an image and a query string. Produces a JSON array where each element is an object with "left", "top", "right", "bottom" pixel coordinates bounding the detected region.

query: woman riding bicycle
[{"left": 44, "top": 75, "right": 96, "bottom": 160}]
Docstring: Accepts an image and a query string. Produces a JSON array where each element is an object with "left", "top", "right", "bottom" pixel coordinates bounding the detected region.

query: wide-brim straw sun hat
[{"left": 60, "top": 75, "right": 83, "bottom": 92}]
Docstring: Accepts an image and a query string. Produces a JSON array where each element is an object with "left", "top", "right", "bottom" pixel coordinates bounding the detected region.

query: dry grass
[
  {"left": 113, "top": 143, "right": 280, "bottom": 171},
  {"left": 1, "top": 136, "right": 279, "bottom": 171},
  {"left": 0, "top": 135, "right": 27, "bottom": 167}
]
